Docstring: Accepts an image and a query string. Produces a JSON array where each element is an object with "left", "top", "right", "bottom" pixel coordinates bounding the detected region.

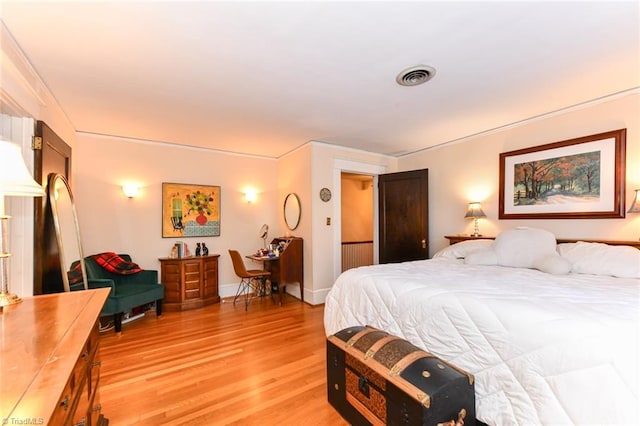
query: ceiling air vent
[{"left": 396, "top": 65, "right": 436, "bottom": 87}]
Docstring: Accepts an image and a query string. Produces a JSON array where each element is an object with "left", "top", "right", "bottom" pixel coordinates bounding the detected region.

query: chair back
[{"left": 228, "top": 250, "right": 250, "bottom": 278}]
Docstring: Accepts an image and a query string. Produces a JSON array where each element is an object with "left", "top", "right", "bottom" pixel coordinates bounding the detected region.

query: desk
[{"left": 247, "top": 237, "right": 304, "bottom": 302}]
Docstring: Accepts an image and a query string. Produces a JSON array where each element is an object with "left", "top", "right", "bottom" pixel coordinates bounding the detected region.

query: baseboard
[{"left": 220, "top": 282, "right": 331, "bottom": 306}]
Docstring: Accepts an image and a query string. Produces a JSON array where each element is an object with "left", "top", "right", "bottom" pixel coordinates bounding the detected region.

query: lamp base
[{"left": 0, "top": 291, "right": 22, "bottom": 306}]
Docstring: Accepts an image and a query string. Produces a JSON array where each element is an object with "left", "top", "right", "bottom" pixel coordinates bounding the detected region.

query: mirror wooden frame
[
  {"left": 48, "top": 173, "right": 88, "bottom": 292},
  {"left": 283, "top": 193, "right": 301, "bottom": 231}
]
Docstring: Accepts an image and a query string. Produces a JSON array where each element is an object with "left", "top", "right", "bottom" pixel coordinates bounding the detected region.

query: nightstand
[{"left": 445, "top": 235, "right": 495, "bottom": 245}]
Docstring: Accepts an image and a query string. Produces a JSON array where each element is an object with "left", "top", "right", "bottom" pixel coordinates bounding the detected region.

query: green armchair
[{"left": 83, "top": 253, "right": 164, "bottom": 332}]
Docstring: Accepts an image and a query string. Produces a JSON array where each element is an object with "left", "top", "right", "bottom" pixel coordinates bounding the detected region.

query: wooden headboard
[
  {"left": 445, "top": 235, "right": 640, "bottom": 250},
  {"left": 556, "top": 238, "right": 640, "bottom": 250}
]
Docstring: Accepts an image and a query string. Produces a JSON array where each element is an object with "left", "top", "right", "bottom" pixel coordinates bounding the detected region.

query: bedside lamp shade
[
  {"left": 629, "top": 189, "right": 640, "bottom": 241},
  {"left": 0, "top": 140, "right": 45, "bottom": 306},
  {"left": 464, "top": 202, "right": 486, "bottom": 237},
  {"left": 628, "top": 189, "right": 640, "bottom": 214}
]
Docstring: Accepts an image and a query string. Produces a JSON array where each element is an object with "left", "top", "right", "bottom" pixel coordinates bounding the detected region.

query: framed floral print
[{"left": 162, "top": 182, "right": 221, "bottom": 237}]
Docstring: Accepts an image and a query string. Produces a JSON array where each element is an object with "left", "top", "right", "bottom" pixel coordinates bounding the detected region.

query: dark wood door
[
  {"left": 378, "top": 169, "right": 429, "bottom": 264},
  {"left": 33, "top": 121, "right": 71, "bottom": 295}
]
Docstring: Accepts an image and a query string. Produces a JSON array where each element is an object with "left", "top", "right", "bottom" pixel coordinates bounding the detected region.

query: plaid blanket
[
  {"left": 91, "top": 252, "right": 143, "bottom": 275},
  {"left": 67, "top": 260, "right": 84, "bottom": 285},
  {"left": 66, "top": 253, "right": 143, "bottom": 286}
]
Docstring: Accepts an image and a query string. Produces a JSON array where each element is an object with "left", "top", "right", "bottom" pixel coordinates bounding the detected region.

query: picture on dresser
[
  {"left": 499, "top": 128, "right": 626, "bottom": 219},
  {"left": 162, "top": 182, "right": 221, "bottom": 237}
]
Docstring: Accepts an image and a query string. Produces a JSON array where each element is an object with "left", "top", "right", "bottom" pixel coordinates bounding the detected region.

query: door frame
[{"left": 332, "top": 159, "right": 387, "bottom": 281}]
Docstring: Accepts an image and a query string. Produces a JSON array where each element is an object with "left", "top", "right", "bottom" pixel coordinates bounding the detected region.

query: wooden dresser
[
  {"left": 159, "top": 254, "right": 220, "bottom": 311},
  {"left": 0, "top": 288, "right": 110, "bottom": 426}
]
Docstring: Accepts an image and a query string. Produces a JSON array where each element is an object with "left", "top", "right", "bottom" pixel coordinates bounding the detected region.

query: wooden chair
[{"left": 228, "top": 249, "right": 271, "bottom": 311}]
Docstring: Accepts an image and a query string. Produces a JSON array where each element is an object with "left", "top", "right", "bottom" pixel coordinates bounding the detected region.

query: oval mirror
[
  {"left": 283, "top": 193, "right": 301, "bottom": 231},
  {"left": 48, "top": 173, "right": 88, "bottom": 292}
]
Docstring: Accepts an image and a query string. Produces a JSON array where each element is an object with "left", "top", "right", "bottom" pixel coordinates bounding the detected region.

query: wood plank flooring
[{"left": 99, "top": 295, "right": 347, "bottom": 425}]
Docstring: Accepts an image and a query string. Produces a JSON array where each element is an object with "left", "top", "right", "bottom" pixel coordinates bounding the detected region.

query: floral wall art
[{"left": 162, "top": 182, "right": 221, "bottom": 237}]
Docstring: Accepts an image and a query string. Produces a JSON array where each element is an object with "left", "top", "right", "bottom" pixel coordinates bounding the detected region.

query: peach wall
[
  {"left": 276, "top": 143, "right": 394, "bottom": 304},
  {"left": 308, "top": 143, "right": 394, "bottom": 303},
  {"left": 341, "top": 175, "right": 373, "bottom": 242},
  {"left": 276, "top": 143, "right": 312, "bottom": 301},
  {"left": 399, "top": 92, "right": 640, "bottom": 255},
  {"left": 74, "top": 133, "right": 278, "bottom": 297}
]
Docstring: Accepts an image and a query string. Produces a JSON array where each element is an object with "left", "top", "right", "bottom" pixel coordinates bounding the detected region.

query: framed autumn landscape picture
[
  {"left": 499, "top": 129, "right": 626, "bottom": 219},
  {"left": 162, "top": 182, "right": 221, "bottom": 237}
]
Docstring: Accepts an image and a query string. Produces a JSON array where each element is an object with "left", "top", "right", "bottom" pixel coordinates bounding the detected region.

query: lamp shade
[
  {"left": 628, "top": 189, "right": 640, "bottom": 213},
  {"left": 0, "top": 140, "right": 45, "bottom": 197},
  {"left": 464, "top": 202, "right": 486, "bottom": 219}
]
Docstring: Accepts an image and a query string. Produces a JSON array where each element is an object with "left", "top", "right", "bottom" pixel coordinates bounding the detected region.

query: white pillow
[
  {"left": 432, "top": 239, "right": 494, "bottom": 259},
  {"left": 464, "top": 249, "right": 498, "bottom": 265},
  {"left": 533, "top": 254, "right": 572, "bottom": 275},
  {"left": 558, "top": 242, "right": 640, "bottom": 278},
  {"left": 493, "top": 227, "right": 557, "bottom": 268}
]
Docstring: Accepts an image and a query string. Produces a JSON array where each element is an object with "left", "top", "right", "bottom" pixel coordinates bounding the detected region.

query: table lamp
[
  {"left": 0, "top": 140, "right": 45, "bottom": 306},
  {"left": 464, "top": 202, "right": 486, "bottom": 237},
  {"left": 628, "top": 189, "right": 640, "bottom": 240}
]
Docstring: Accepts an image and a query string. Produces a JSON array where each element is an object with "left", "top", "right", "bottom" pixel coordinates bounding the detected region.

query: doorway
[
  {"left": 340, "top": 172, "right": 374, "bottom": 272},
  {"left": 332, "top": 159, "right": 387, "bottom": 280},
  {"left": 333, "top": 165, "right": 429, "bottom": 277}
]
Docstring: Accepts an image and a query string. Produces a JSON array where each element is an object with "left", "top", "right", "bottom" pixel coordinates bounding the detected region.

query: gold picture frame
[{"left": 162, "top": 182, "right": 221, "bottom": 237}]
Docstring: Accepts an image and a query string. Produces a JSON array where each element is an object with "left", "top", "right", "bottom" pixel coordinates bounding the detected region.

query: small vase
[
  {"left": 195, "top": 243, "right": 201, "bottom": 256},
  {"left": 202, "top": 243, "right": 209, "bottom": 256},
  {"left": 196, "top": 211, "right": 208, "bottom": 225}
]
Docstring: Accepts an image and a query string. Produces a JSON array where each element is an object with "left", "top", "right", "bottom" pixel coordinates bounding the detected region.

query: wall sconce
[
  {"left": 464, "top": 202, "right": 486, "bottom": 237},
  {"left": 244, "top": 189, "right": 257, "bottom": 203},
  {"left": 0, "top": 140, "right": 45, "bottom": 306},
  {"left": 122, "top": 184, "right": 140, "bottom": 198}
]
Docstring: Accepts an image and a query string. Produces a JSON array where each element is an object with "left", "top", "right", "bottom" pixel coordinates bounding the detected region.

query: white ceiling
[{"left": 1, "top": 1, "right": 638, "bottom": 158}]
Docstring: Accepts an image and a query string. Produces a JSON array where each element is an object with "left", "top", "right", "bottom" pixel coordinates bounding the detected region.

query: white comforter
[{"left": 324, "top": 258, "right": 639, "bottom": 425}]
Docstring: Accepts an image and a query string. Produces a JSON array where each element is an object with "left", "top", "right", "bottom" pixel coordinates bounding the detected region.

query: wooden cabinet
[
  {"left": 268, "top": 237, "right": 304, "bottom": 302},
  {"left": 1, "top": 288, "right": 110, "bottom": 426},
  {"left": 159, "top": 254, "right": 220, "bottom": 311}
]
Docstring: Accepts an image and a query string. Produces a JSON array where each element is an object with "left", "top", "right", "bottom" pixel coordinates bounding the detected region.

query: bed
[{"left": 324, "top": 228, "right": 639, "bottom": 425}]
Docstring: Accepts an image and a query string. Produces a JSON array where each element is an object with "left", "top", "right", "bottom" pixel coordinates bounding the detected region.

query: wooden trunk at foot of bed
[{"left": 327, "top": 326, "right": 475, "bottom": 426}]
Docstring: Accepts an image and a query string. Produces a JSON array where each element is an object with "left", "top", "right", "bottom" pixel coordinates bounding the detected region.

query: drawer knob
[{"left": 60, "top": 396, "right": 70, "bottom": 408}]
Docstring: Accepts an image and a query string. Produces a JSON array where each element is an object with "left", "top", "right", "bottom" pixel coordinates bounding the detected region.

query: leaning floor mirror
[{"left": 48, "top": 173, "right": 88, "bottom": 292}]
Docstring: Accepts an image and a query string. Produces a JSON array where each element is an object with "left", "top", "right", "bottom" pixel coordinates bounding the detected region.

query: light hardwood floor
[{"left": 99, "top": 295, "right": 348, "bottom": 425}]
